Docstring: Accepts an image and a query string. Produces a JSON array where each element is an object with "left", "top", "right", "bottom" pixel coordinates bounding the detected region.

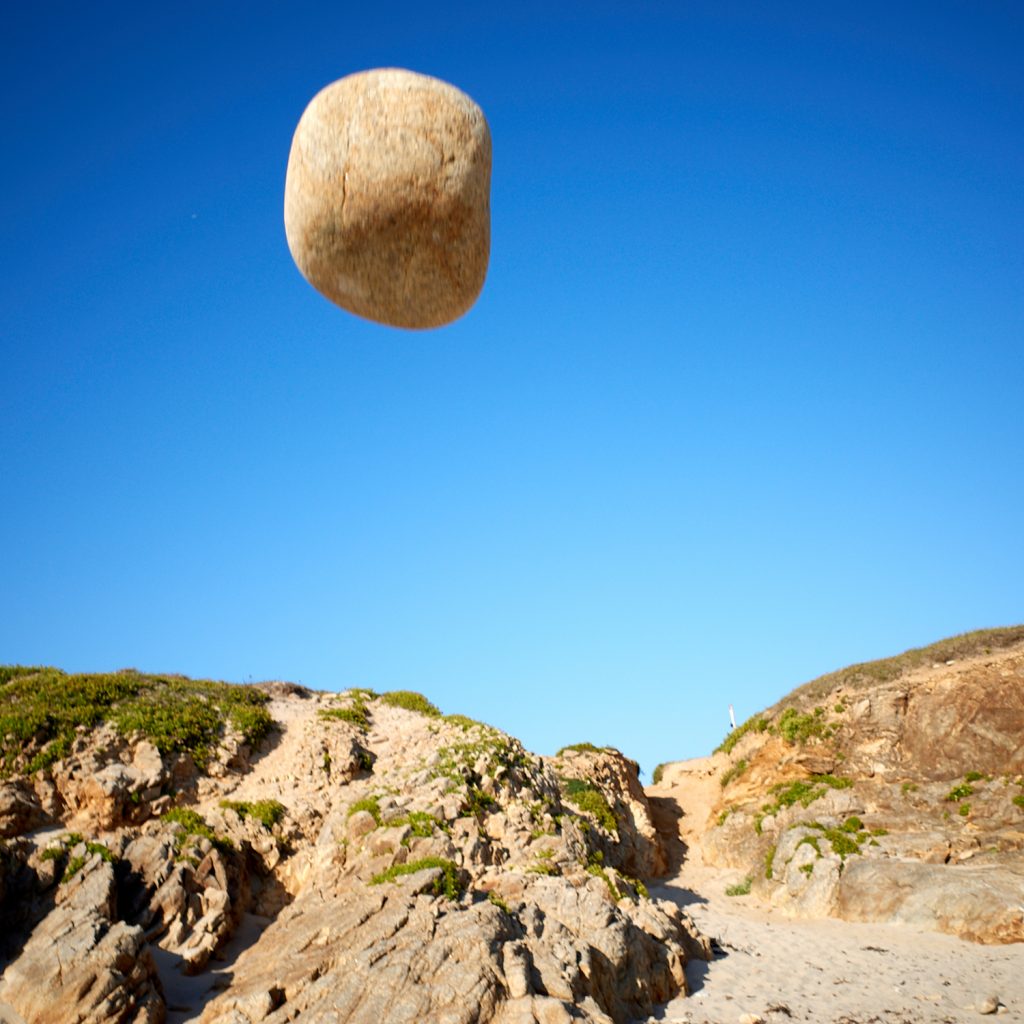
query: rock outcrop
[
  {"left": 0, "top": 673, "right": 709, "bottom": 1024},
  {"left": 654, "top": 627, "right": 1024, "bottom": 944}
]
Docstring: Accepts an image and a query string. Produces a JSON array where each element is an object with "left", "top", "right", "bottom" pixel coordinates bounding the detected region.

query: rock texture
[
  {"left": 0, "top": 682, "right": 708, "bottom": 1024},
  {"left": 284, "top": 68, "right": 491, "bottom": 329},
  {"left": 653, "top": 627, "right": 1024, "bottom": 944}
]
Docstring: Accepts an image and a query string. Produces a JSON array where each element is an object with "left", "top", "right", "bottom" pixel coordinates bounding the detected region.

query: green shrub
[
  {"left": 777, "top": 707, "right": 826, "bottom": 744},
  {"left": 716, "top": 716, "right": 770, "bottom": 756},
  {"left": 720, "top": 759, "right": 748, "bottom": 788},
  {"left": 959, "top": 802, "right": 971, "bottom": 817},
  {"left": 162, "top": 807, "right": 234, "bottom": 854},
  {"left": 444, "top": 714, "right": 492, "bottom": 732},
  {"left": 765, "top": 845, "right": 776, "bottom": 879},
  {"left": 964, "top": 771, "right": 986, "bottom": 783},
  {"left": 394, "top": 810, "right": 440, "bottom": 840},
  {"left": 1013, "top": 794, "right": 1024, "bottom": 809},
  {"left": 62, "top": 855, "right": 88, "bottom": 882},
  {"left": 432, "top": 734, "right": 527, "bottom": 785},
  {"left": 530, "top": 857, "right": 561, "bottom": 877},
  {"left": 347, "top": 796, "right": 382, "bottom": 826},
  {"left": 652, "top": 763, "right": 666, "bottom": 785},
  {"left": 800, "top": 821, "right": 865, "bottom": 860},
  {"left": 556, "top": 742, "right": 608, "bottom": 756},
  {"left": 841, "top": 816, "right": 864, "bottom": 833},
  {"left": 797, "top": 835, "right": 822, "bottom": 856},
  {"left": 627, "top": 875, "right": 650, "bottom": 899},
  {"left": 370, "top": 857, "right": 463, "bottom": 900},
  {"left": 757, "top": 775, "right": 852, "bottom": 824},
  {"left": 380, "top": 691, "right": 441, "bottom": 717},
  {"left": 487, "top": 891, "right": 511, "bottom": 914},
  {"left": 901, "top": 781, "right": 919, "bottom": 794},
  {"left": 318, "top": 705, "right": 370, "bottom": 731},
  {"left": 725, "top": 877, "right": 752, "bottom": 896},
  {"left": 561, "top": 778, "right": 617, "bottom": 833},
  {"left": 0, "top": 667, "right": 273, "bottom": 777},
  {"left": 799, "top": 863, "right": 814, "bottom": 876},
  {"left": 463, "top": 784, "right": 498, "bottom": 818},
  {"left": 946, "top": 782, "right": 974, "bottom": 802},
  {"left": 0, "top": 665, "right": 48, "bottom": 687},
  {"left": 815, "top": 774, "right": 853, "bottom": 790},
  {"left": 219, "top": 799, "right": 286, "bottom": 829}
]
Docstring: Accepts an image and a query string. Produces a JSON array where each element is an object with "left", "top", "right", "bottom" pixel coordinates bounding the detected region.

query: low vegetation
[
  {"left": 720, "top": 758, "right": 748, "bottom": 788},
  {"left": 432, "top": 733, "right": 528, "bottom": 787},
  {"left": 370, "top": 857, "right": 463, "bottom": 900},
  {"left": 40, "top": 834, "right": 116, "bottom": 882},
  {"left": 319, "top": 705, "right": 370, "bottom": 731},
  {"left": 487, "top": 891, "right": 511, "bottom": 914},
  {"left": 777, "top": 626, "right": 1024, "bottom": 706},
  {"left": 560, "top": 778, "right": 617, "bottom": 833},
  {"left": 443, "top": 714, "right": 491, "bottom": 732},
  {"left": 651, "top": 763, "right": 666, "bottom": 785},
  {"left": 946, "top": 781, "right": 975, "bottom": 803},
  {"left": 347, "top": 795, "right": 382, "bottom": 826},
  {"left": 219, "top": 799, "right": 286, "bottom": 829},
  {"left": 777, "top": 706, "right": 833, "bottom": 744},
  {"left": 393, "top": 810, "right": 444, "bottom": 842},
  {"left": 0, "top": 667, "right": 272, "bottom": 776},
  {"left": 796, "top": 817, "right": 869, "bottom": 860},
  {"left": 380, "top": 691, "right": 441, "bottom": 717},
  {"left": 556, "top": 742, "right": 610, "bottom": 756},
  {"left": 161, "top": 808, "right": 234, "bottom": 855},
  {"left": 758, "top": 775, "right": 852, "bottom": 822},
  {"left": 715, "top": 715, "right": 770, "bottom": 756},
  {"left": 725, "top": 877, "right": 752, "bottom": 896}
]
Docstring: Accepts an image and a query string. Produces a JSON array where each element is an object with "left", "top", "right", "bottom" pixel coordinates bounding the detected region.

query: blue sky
[{"left": 2, "top": 2, "right": 1022, "bottom": 772}]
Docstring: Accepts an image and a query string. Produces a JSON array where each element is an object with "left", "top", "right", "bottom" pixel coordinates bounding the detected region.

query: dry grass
[{"left": 768, "top": 625, "right": 1024, "bottom": 712}]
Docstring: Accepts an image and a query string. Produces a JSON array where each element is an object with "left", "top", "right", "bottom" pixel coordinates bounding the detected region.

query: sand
[{"left": 640, "top": 759, "right": 1024, "bottom": 1024}]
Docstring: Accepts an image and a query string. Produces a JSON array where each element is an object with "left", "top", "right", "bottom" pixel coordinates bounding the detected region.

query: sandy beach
[{"left": 642, "top": 857, "right": 1023, "bottom": 1024}]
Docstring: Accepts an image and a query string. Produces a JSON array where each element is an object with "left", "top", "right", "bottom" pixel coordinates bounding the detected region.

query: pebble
[
  {"left": 284, "top": 68, "right": 491, "bottom": 329},
  {"left": 978, "top": 995, "right": 1000, "bottom": 1014}
]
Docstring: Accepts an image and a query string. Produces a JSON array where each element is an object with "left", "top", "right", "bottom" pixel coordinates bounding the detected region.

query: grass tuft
[
  {"left": 347, "top": 796, "right": 382, "bottom": 826},
  {"left": 720, "top": 759, "right": 748, "bottom": 788},
  {"left": 715, "top": 716, "right": 771, "bottom": 756},
  {"left": 370, "top": 857, "right": 463, "bottom": 900},
  {"left": 219, "top": 799, "right": 286, "bottom": 829},
  {"left": 161, "top": 807, "right": 234, "bottom": 854},
  {"left": 380, "top": 691, "right": 441, "bottom": 717}
]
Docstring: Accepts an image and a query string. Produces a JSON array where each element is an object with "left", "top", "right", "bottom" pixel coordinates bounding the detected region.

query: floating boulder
[{"left": 284, "top": 68, "right": 491, "bottom": 329}]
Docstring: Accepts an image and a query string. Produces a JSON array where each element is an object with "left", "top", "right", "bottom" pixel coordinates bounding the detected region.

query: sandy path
[{"left": 641, "top": 766, "right": 1024, "bottom": 1024}]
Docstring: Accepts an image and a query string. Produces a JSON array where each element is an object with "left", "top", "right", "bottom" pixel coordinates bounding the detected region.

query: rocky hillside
[
  {"left": 653, "top": 626, "right": 1024, "bottom": 944},
  {"left": 0, "top": 669, "right": 709, "bottom": 1024}
]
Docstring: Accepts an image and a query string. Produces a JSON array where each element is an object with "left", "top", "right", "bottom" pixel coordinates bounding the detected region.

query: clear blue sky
[{"left": 2, "top": 2, "right": 1022, "bottom": 773}]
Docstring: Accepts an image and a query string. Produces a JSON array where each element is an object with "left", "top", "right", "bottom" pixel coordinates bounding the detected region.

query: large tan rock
[
  {"left": 284, "top": 68, "right": 491, "bottom": 329},
  {"left": 0, "top": 858, "right": 164, "bottom": 1023}
]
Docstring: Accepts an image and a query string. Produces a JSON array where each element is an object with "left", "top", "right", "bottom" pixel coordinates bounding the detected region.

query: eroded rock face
[
  {"left": 0, "top": 858, "right": 164, "bottom": 1023},
  {"left": 0, "top": 687, "right": 708, "bottom": 1023},
  {"left": 0, "top": 780, "right": 46, "bottom": 838},
  {"left": 665, "top": 634, "right": 1024, "bottom": 944},
  {"left": 284, "top": 68, "right": 491, "bottom": 329}
]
